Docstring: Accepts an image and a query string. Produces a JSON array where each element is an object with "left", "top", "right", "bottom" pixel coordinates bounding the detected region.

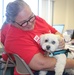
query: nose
[
  {"left": 46, "top": 45, "right": 50, "bottom": 50},
  {"left": 28, "top": 21, "right": 35, "bottom": 26},
  {"left": 28, "top": 22, "right": 32, "bottom": 25}
]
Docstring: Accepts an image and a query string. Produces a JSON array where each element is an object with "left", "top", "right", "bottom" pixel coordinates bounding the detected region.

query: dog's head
[{"left": 40, "top": 33, "right": 60, "bottom": 53}]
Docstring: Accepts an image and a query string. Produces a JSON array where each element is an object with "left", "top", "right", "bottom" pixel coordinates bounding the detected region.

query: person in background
[
  {"left": 71, "top": 30, "right": 74, "bottom": 45},
  {"left": 2, "top": 0, "right": 74, "bottom": 75},
  {"left": 71, "top": 30, "right": 74, "bottom": 40}
]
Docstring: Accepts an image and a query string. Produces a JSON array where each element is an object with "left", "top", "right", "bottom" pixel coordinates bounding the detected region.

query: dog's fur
[{"left": 39, "top": 33, "right": 74, "bottom": 75}]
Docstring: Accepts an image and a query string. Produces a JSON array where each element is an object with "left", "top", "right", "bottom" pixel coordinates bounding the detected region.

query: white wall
[
  {"left": 39, "top": 0, "right": 74, "bottom": 31},
  {"left": 53, "top": 0, "right": 74, "bottom": 31},
  {"left": 39, "top": 0, "right": 53, "bottom": 25}
]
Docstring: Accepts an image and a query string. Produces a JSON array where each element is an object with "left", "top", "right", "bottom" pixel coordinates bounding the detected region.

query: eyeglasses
[{"left": 14, "top": 14, "right": 36, "bottom": 27}]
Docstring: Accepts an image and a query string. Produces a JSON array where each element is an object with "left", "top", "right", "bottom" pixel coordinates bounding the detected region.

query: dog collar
[{"left": 50, "top": 49, "right": 71, "bottom": 57}]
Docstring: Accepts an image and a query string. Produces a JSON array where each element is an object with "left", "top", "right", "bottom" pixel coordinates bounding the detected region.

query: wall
[
  {"left": 53, "top": 0, "right": 74, "bottom": 31},
  {"left": 39, "top": 0, "right": 51, "bottom": 24},
  {"left": 65, "top": 0, "right": 74, "bottom": 30}
]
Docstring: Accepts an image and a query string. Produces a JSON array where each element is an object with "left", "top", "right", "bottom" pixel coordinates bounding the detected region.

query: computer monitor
[{"left": 53, "top": 24, "right": 64, "bottom": 34}]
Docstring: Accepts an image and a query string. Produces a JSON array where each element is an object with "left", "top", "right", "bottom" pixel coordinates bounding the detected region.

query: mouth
[{"left": 46, "top": 49, "right": 55, "bottom": 53}]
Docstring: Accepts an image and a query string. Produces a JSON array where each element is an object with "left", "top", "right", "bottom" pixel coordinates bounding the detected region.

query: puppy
[{"left": 39, "top": 33, "right": 74, "bottom": 75}]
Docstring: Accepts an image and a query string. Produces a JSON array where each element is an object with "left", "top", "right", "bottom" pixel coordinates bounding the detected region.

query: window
[
  {"left": 0, "top": 0, "right": 3, "bottom": 29},
  {"left": 24, "top": 0, "right": 38, "bottom": 15}
]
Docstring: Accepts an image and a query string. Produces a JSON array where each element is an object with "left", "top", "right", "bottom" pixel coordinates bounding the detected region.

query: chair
[
  {"left": 13, "top": 54, "right": 34, "bottom": 75},
  {"left": 0, "top": 43, "right": 34, "bottom": 75}
]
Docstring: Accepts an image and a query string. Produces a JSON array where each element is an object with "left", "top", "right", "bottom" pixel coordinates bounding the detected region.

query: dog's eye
[
  {"left": 52, "top": 41, "right": 56, "bottom": 44},
  {"left": 45, "top": 39, "right": 48, "bottom": 42}
]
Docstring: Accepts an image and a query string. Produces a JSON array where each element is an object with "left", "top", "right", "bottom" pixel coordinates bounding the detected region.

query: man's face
[{"left": 14, "top": 6, "right": 36, "bottom": 31}]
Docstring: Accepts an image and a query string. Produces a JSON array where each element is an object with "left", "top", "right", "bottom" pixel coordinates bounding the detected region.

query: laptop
[{"left": 53, "top": 24, "right": 64, "bottom": 34}]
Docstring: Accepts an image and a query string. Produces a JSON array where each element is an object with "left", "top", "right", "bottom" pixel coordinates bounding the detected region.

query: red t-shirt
[
  {"left": 1, "top": 24, "right": 10, "bottom": 45},
  {"left": 4, "top": 16, "right": 57, "bottom": 75}
]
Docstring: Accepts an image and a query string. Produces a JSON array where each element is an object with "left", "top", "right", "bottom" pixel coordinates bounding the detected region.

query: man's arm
[
  {"left": 55, "top": 32, "right": 63, "bottom": 37},
  {"left": 29, "top": 53, "right": 74, "bottom": 71},
  {"left": 29, "top": 53, "right": 56, "bottom": 71}
]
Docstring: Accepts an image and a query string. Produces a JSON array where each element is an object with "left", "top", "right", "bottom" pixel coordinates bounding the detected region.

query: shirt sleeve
[
  {"left": 1, "top": 24, "right": 10, "bottom": 45},
  {"left": 37, "top": 16, "right": 58, "bottom": 34},
  {"left": 5, "top": 31, "right": 42, "bottom": 64}
]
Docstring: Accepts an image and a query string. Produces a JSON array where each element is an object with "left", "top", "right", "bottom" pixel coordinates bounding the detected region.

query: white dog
[{"left": 39, "top": 33, "right": 74, "bottom": 75}]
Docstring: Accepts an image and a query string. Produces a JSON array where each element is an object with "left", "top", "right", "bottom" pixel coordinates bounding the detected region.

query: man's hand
[
  {"left": 55, "top": 32, "right": 65, "bottom": 49},
  {"left": 58, "top": 37, "right": 65, "bottom": 49}
]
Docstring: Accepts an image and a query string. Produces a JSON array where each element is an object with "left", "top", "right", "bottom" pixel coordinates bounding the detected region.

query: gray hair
[{"left": 5, "top": 0, "right": 30, "bottom": 23}]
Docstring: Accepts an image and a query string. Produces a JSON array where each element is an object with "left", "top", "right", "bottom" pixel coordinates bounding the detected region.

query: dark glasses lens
[
  {"left": 14, "top": 15, "right": 35, "bottom": 27},
  {"left": 20, "top": 15, "right": 35, "bottom": 26}
]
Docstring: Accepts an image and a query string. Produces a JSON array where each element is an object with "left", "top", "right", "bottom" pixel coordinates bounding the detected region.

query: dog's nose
[{"left": 46, "top": 45, "right": 50, "bottom": 50}]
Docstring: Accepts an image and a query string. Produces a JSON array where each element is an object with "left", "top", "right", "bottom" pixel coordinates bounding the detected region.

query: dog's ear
[{"left": 40, "top": 34, "right": 45, "bottom": 45}]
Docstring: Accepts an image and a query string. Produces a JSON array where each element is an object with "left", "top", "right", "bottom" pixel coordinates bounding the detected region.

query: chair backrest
[{"left": 13, "top": 54, "right": 34, "bottom": 75}]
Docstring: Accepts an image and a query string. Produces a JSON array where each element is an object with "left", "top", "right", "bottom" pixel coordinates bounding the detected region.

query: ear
[{"left": 40, "top": 34, "right": 45, "bottom": 45}]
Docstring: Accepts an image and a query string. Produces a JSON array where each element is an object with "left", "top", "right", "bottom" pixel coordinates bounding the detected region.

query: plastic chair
[{"left": 13, "top": 54, "right": 34, "bottom": 75}]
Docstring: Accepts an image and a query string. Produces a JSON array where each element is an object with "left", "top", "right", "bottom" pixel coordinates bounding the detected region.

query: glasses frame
[{"left": 14, "top": 14, "right": 36, "bottom": 27}]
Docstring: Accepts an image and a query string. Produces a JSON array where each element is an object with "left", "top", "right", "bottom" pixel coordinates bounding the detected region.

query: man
[{"left": 2, "top": 0, "right": 74, "bottom": 75}]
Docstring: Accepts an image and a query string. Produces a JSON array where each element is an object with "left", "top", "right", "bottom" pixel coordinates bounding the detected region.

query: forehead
[
  {"left": 15, "top": 6, "right": 32, "bottom": 22},
  {"left": 43, "top": 34, "right": 58, "bottom": 41}
]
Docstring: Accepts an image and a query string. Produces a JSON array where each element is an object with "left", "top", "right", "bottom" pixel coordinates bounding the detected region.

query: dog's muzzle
[{"left": 46, "top": 45, "right": 50, "bottom": 50}]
